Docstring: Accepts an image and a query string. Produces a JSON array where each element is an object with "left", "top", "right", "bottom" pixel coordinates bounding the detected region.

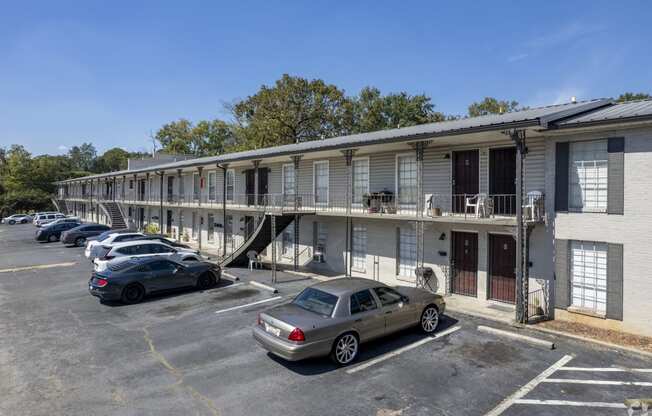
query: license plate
[{"left": 264, "top": 322, "right": 281, "bottom": 337}]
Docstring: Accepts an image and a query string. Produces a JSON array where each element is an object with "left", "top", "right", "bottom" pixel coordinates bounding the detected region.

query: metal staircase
[
  {"left": 52, "top": 198, "right": 69, "bottom": 215},
  {"left": 220, "top": 214, "right": 296, "bottom": 268},
  {"left": 99, "top": 201, "right": 127, "bottom": 229}
]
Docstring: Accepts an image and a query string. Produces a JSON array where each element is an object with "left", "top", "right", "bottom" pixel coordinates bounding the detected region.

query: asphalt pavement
[{"left": 1, "top": 223, "right": 650, "bottom": 416}]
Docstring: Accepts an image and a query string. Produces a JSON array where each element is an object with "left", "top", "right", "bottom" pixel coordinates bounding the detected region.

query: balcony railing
[{"left": 60, "top": 191, "right": 545, "bottom": 222}]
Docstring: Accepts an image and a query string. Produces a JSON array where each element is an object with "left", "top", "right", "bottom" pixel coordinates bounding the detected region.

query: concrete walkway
[{"left": 443, "top": 294, "right": 516, "bottom": 325}]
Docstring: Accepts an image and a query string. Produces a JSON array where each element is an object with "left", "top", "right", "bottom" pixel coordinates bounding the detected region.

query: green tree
[
  {"left": 468, "top": 97, "right": 522, "bottom": 117},
  {"left": 94, "top": 148, "right": 130, "bottom": 172},
  {"left": 349, "top": 87, "right": 445, "bottom": 133},
  {"left": 617, "top": 92, "right": 651, "bottom": 102},
  {"left": 229, "top": 74, "right": 351, "bottom": 150},
  {"left": 155, "top": 119, "right": 233, "bottom": 156},
  {"left": 67, "top": 142, "right": 97, "bottom": 171}
]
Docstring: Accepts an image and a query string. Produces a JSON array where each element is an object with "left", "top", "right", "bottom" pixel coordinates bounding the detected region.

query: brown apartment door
[
  {"left": 451, "top": 231, "right": 478, "bottom": 297},
  {"left": 489, "top": 147, "right": 516, "bottom": 215},
  {"left": 257, "top": 168, "right": 268, "bottom": 205},
  {"left": 245, "top": 170, "right": 256, "bottom": 206},
  {"left": 452, "top": 150, "right": 479, "bottom": 213},
  {"left": 488, "top": 234, "right": 516, "bottom": 303}
]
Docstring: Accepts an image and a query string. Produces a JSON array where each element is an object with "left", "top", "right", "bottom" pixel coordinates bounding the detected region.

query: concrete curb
[
  {"left": 248, "top": 280, "right": 279, "bottom": 294},
  {"left": 478, "top": 325, "right": 555, "bottom": 349},
  {"left": 522, "top": 325, "right": 652, "bottom": 359}
]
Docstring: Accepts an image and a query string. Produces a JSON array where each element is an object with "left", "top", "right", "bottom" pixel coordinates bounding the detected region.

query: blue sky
[{"left": 1, "top": 1, "right": 651, "bottom": 156}]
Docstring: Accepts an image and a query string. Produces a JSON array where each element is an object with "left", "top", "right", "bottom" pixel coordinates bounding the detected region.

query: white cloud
[{"left": 58, "top": 145, "right": 68, "bottom": 152}]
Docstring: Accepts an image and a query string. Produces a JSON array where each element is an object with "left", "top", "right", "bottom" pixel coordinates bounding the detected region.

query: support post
[
  {"left": 290, "top": 155, "right": 302, "bottom": 211},
  {"left": 158, "top": 171, "right": 164, "bottom": 233},
  {"left": 508, "top": 129, "right": 528, "bottom": 324},
  {"left": 294, "top": 214, "right": 300, "bottom": 271},
  {"left": 196, "top": 167, "right": 203, "bottom": 206},
  {"left": 122, "top": 175, "right": 126, "bottom": 201},
  {"left": 89, "top": 180, "right": 94, "bottom": 222},
  {"left": 217, "top": 164, "right": 228, "bottom": 259},
  {"left": 271, "top": 214, "right": 277, "bottom": 284},
  {"left": 341, "top": 149, "right": 357, "bottom": 214}
]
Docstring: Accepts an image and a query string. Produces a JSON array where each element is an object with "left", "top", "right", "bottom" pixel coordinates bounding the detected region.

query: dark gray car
[
  {"left": 61, "top": 224, "right": 111, "bottom": 246},
  {"left": 88, "top": 256, "right": 221, "bottom": 304},
  {"left": 253, "top": 278, "right": 446, "bottom": 365}
]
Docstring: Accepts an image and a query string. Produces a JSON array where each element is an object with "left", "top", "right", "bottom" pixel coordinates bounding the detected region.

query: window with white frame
[
  {"left": 313, "top": 161, "right": 329, "bottom": 205},
  {"left": 352, "top": 158, "right": 369, "bottom": 205},
  {"left": 352, "top": 224, "right": 367, "bottom": 272},
  {"left": 208, "top": 171, "right": 216, "bottom": 201},
  {"left": 207, "top": 213, "right": 214, "bottom": 242},
  {"left": 569, "top": 140, "right": 608, "bottom": 212},
  {"left": 571, "top": 240, "right": 607, "bottom": 315},
  {"left": 282, "top": 222, "right": 294, "bottom": 257},
  {"left": 313, "top": 222, "right": 327, "bottom": 256},
  {"left": 283, "top": 164, "right": 295, "bottom": 201},
  {"left": 398, "top": 225, "right": 417, "bottom": 278},
  {"left": 397, "top": 155, "right": 417, "bottom": 206},
  {"left": 226, "top": 170, "right": 234, "bottom": 202}
]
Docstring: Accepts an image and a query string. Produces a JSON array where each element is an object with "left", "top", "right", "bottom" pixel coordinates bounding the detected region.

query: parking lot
[{"left": 1, "top": 224, "right": 650, "bottom": 416}]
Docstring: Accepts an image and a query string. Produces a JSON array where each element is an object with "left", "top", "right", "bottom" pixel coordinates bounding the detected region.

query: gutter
[{"left": 548, "top": 113, "right": 652, "bottom": 130}]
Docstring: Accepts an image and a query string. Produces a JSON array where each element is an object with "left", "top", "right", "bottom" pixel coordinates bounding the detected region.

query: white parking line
[
  {"left": 484, "top": 354, "right": 574, "bottom": 416},
  {"left": 543, "top": 378, "right": 652, "bottom": 387},
  {"left": 513, "top": 399, "right": 626, "bottom": 409},
  {"left": 0, "top": 262, "right": 77, "bottom": 273},
  {"left": 346, "top": 325, "right": 461, "bottom": 375},
  {"left": 559, "top": 367, "right": 652, "bottom": 373},
  {"left": 214, "top": 296, "right": 283, "bottom": 315}
]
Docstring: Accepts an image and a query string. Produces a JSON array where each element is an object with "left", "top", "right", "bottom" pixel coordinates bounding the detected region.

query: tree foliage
[
  {"left": 155, "top": 119, "right": 233, "bottom": 156},
  {"left": 468, "top": 97, "right": 523, "bottom": 117},
  {"left": 617, "top": 92, "right": 651, "bottom": 102}
]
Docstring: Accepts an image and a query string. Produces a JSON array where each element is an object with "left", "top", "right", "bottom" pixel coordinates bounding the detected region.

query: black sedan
[
  {"left": 61, "top": 223, "right": 111, "bottom": 247},
  {"left": 88, "top": 256, "right": 221, "bottom": 304},
  {"left": 35, "top": 221, "right": 82, "bottom": 242}
]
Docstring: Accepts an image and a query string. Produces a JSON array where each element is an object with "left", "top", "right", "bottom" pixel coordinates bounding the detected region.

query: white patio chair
[
  {"left": 247, "top": 250, "right": 262, "bottom": 270},
  {"left": 465, "top": 193, "right": 491, "bottom": 218}
]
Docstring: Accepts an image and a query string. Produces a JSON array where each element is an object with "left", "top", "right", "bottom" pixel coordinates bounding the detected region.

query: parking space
[{"left": 1, "top": 223, "right": 650, "bottom": 416}]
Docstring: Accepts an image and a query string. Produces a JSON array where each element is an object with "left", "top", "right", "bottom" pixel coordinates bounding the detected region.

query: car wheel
[
  {"left": 8, "top": 220, "right": 15, "bottom": 225},
  {"left": 75, "top": 237, "right": 86, "bottom": 247},
  {"left": 47, "top": 234, "right": 58, "bottom": 243},
  {"left": 330, "top": 332, "right": 359, "bottom": 366},
  {"left": 196, "top": 272, "right": 215, "bottom": 290},
  {"left": 121, "top": 284, "right": 145, "bottom": 304},
  {"left": 420, "top": 305, "right": 440, "bottom": 334}
]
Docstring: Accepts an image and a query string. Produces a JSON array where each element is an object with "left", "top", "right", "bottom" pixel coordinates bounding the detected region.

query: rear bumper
[
  {"left": 88, "top": 282, "right": 121, "bottom": 301},
  {"left": 252, "top": 326, "right": 331, "bottom": 362}
]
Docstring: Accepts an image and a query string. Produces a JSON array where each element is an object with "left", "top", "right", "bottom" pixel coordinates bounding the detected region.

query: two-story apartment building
[{"left": 54, "top": 98, "right": 652, "bottom": 337}]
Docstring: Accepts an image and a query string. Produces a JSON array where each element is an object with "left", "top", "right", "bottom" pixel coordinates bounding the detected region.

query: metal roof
[
  {"left": 555, "top": 99, "right": 652, "bottom": 127},
  {"left": 57, "top": 99, "right": 611, "bottom": 183}
]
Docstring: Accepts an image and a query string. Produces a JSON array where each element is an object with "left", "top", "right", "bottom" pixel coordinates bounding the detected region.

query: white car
[
  {"left": 32, "top": 212, "right": 58, "bottom": 225},
  {"left": 85, "top": 232, "right": 145, "bottom": 259},
  {"left": 34, "top": 213, "right": 66, "bottom": 227},
  {"left": 1, "top": 214, "right": 33, "bottom": 224},
  {"left": 92, "top": 240, "right": 202, "bottom": 272}
]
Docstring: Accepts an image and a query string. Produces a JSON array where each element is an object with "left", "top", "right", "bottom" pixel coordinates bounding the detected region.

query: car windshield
[{"left": 292, "top": 288, "right": 338, "bottom": 317}]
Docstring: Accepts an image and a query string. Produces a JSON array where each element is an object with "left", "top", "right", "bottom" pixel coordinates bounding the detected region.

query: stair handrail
[{"left": 218, "top": 215, "right": 268, "bottom": 267}]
